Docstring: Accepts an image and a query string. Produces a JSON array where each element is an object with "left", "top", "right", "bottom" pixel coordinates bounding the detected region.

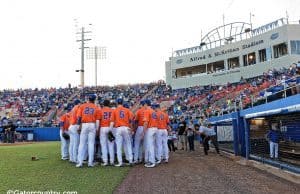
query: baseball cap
[
  {"left": 144, "top": 99, "right": 151, "bottom": 106},
  {"left": 140, "top": 100, "right": 145, "bottom": 105},
  {"left": 116, "top": 98, "right": 123, "bottom": 105},
  {"left": 74, "top": 99, "right": 81, "bottom": 105},
  {"left": 123, "top": 103, "right": 130, "bottom": 108},
  {"left": 88, "top": 94, "right": 97, "bottom": 102}
]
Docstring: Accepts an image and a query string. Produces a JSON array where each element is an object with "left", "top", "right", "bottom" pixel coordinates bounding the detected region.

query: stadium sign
[
  {"left": 190, "top": 39, "right": 264, "bottom": 62},
  {"left": 270, "top": 33, "right": 279, "bottom": 40},
  {"left": 242, "top": 40, "right": 264, "bottom": 49},
  {"left": 176, "top": 59, "right": 183, "bottom": 64}
]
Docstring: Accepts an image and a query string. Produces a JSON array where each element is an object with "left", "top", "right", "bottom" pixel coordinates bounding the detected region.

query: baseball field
[
  {"left": 0, "top": 142, "right": 129, "bottom": 194},
  {"left": 1, "top": 142, "right": 300, "bottom": 194}
]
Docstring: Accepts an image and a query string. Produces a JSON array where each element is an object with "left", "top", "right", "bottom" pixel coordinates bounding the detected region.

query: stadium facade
[{"left": 165, "top": 18, "right": 300, "bottom": 89}]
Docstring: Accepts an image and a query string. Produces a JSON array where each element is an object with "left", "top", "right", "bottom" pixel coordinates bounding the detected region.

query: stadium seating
[{"left": 0, "top": 64, "right": 299, "bottom": 128}]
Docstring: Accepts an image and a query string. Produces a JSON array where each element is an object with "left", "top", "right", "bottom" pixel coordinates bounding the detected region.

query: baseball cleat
[
  {"left": 156, "top": 160, "right": 161, "bottom": 164},
  {"left": 76, "top": 163, "right": 83, "bottom": 168},
  {"left": 114, "top": 163, "right": 123, "bottom": 167},
  {"left": 101, "top": 162, "right": 108, "bottom": 166},
  {"left": 145, "top": 163, "right": 155, "bottom": 168},
  {"left": 88, "top": 163, "right": 96, "bottom": 167}
]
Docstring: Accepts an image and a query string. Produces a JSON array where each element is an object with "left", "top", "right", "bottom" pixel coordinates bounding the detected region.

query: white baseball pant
[
  {"left": 133, "top": 126, "right": 144, "bottom": 162},
  {"left": 59, "top": 130, "right": 70, "bottom": 159},
  {"left": 77, "top": 123, "right": 96, "bottom": 166},
  {"left": 116, "top": 126, "right": 133, "bottom": 165},
  {"left": 100, "top": 127, "right": 115, "bottom": 164},
  {"left": 145, "top": 127, "right": 157, "bottom": 164},
  {"left": 156, "top": 129, "right": 169, "bottom": 161},
  {"left": 68, "top": 124, "right": 80, "bottom": 163}
]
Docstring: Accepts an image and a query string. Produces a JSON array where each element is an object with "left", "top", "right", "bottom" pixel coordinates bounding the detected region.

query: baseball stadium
[{"left": 1, "top": 1, "right": 300, "bottom": 194}]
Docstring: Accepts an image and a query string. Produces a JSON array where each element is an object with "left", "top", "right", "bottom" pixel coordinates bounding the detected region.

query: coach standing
[
  {"left": 76, "top": 94, "right": 101, "bottom": 167},
  {"left": 178, "top": 117, "right": 187, "bottom": 150}
]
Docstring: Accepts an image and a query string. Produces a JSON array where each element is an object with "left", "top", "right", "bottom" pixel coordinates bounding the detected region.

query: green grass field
[{"left": 0, "top": 142, "right": 129, "bottom": 194}]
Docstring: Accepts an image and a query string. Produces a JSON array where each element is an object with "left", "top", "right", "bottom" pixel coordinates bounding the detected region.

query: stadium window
[
  {"left": 207, "top": 60, "right": 224, "bottom": 74},
  {"left": 273, "top": 42, "right": 288, "bottom": 58},
  {"left": 290, "top": 40, "right": 300, "bottom": 54},
  {"left": 227, "top": 57, "right": 240, "bottom": 70},
  {"left": 259, "top": 49, "right": 267, "bottom": 62},
  {"left": 248, "top": 52, "right": 256, "bottom": 65},
  {"left": 243, "top": 54, "right": 248, "bottom": 66},
  {"left": 266, "top": 47, "right": 272, "bottom": 61}
]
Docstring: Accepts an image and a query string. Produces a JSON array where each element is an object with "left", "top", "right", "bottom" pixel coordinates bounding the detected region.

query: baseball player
[
  {"left": 155, "top": 105, "right": 170, "bottom": 164},
  {"left": 99, "top": 99, "right": 115, "bottom": 166},
  {"left": 122, "top": 102, "right": 135, "bottom": 163},
  {"left": 59, "top": 108, "right": 71, "bottom": 160},
  {"left": 143, "top": 102, "right": 158, "bottom": 168},
  {"left": 109, "top": 98, "right": 134, "bottom": 167},
  {"left": 76, "top": 94, "right": 101, "bottom": 167},
  {"left": 68, "top": 99, "right": 81, "bottom": 163},
  {"left": 133, "top": 100, "right": 150, "bottom": 164}
]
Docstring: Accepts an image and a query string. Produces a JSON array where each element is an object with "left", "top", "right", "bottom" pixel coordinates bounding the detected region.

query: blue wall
[{"left": 1, "top": 127, "right": 60, "bottom": 141}]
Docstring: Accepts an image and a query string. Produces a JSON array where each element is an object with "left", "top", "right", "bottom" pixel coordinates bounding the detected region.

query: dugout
[{"left": 242, "top": 94, "right": 300, "bottom": 173}]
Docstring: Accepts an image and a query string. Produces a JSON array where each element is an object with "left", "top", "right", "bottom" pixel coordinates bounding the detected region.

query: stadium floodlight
[{"left": 86, "top": 46, "right": 107, "bottom": 87}]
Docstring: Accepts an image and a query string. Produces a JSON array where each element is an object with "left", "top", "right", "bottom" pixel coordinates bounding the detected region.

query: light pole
[{"left": 87, "top": 46, "right": 107, "bottom": 87}]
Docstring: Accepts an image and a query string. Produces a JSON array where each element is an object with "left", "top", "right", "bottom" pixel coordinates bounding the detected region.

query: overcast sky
[{"left": 0, "top": 0, "right": 299, "bottom": 89}]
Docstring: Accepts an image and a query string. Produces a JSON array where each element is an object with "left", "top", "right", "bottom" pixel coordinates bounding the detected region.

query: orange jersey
[
  {"left": 111, "top": 105, "right": 132, "bottom": 127},
  {"left": 135, "top": 107, "right": 148, "bottom": 126},
  {"left": 157, "top": 111, "right": 169, "bottom": 129},
  {"left": 77, "top": 103, "right": 101, "bottom": 123},
  {"left": 100, "top": 107, "right": 113, "bottom": 127},
  {"left": 143, "top": 108, "right": 158, "bottom": 128},
  {"left": 60, "top": 112, "right": 71, "bottom": 131},
  {"left": 69, "top": 104, "right": 81, "bottom": 125}
]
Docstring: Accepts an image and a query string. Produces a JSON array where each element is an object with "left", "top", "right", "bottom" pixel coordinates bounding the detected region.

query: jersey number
[
  {"left": 160, "top": 114, "right": 164, "bottom": 120},
  {"left": 120, "top": 110, "right": 125, "bottom": 119},
  {"left": 103, "top": 112, "right": 111, "bottom": 120},
  {"left": 152, "top": 112, "right": 157, "bottom": 119},
  {"left": 84, "top": 107, "right": 95, "bottom": 115}
]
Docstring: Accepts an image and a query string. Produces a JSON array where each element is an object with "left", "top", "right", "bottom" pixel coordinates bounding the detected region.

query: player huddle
[{"left": 59, "top": 94, "right": 170, "bottom": 168}]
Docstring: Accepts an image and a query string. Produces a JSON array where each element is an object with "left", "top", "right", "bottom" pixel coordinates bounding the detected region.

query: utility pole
[{"left": 76, "top": 27, "right": 91, "bottom": 87}]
